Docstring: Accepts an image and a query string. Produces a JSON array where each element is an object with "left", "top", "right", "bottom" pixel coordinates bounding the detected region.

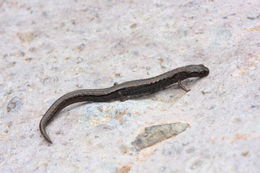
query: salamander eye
[{"left": 200, "top": 68, "right": 209, "bottom": 76}]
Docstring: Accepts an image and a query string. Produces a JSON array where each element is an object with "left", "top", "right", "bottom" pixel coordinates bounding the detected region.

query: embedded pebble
[
  {"left": 6, "top": 96, "right": 23, "bottom": 112},
  {"left": 132, "top": 122, "right": 189, "bottom": 150}
]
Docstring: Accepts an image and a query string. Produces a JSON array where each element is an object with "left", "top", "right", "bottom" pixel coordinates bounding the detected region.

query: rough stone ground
[{"left": 0, "top": 0, "right": 259, "bottom": 173}]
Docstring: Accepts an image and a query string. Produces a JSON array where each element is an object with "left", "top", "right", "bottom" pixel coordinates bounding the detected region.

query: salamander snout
[
  {"left": 199, "top": 65, "right": 209, "bottom": 77},
  {"left": 186, "top": 64, "right": 209, "bottom": 78}
]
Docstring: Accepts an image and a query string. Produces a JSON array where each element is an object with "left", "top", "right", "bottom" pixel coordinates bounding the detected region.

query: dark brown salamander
[{"left": 39, "top": 64, "right": 209, "bottom": 143}]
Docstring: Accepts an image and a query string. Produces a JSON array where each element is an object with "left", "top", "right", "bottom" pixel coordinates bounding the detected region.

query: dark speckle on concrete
[
  {"left": 190, "top": 159, "right": 203, "bottom": 170},
  {"left": 247, "top": 14, "right": 260, "bottom": 20},
  {"left": 186, "top": 147, "right": 196, "bottom": 153},
  {"left": 76, "top": 57, "right": 84, "bottom": 64},
  {"left": 76, "top": 43, "right": 86, "bottom": 52}
]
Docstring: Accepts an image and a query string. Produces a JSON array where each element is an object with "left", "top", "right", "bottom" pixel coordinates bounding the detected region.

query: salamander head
[{"left": 184, "top": 64, "right": 209, "bottom": 78}]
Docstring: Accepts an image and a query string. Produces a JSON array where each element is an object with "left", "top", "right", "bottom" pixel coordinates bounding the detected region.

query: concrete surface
[{"left": 0, "top": 0, "right": 259, "bottom": 173}]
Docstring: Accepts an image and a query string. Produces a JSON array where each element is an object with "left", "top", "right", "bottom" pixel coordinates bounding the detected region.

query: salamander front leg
[
  {"left": 114, "top": 83, "right": 128, "bottom": 101},
  {"left": 178, "top": 80, "right": 190, "bottom": 92},
  {"left": 118, "top": 91, "right": 128, "bottom": 102}
]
